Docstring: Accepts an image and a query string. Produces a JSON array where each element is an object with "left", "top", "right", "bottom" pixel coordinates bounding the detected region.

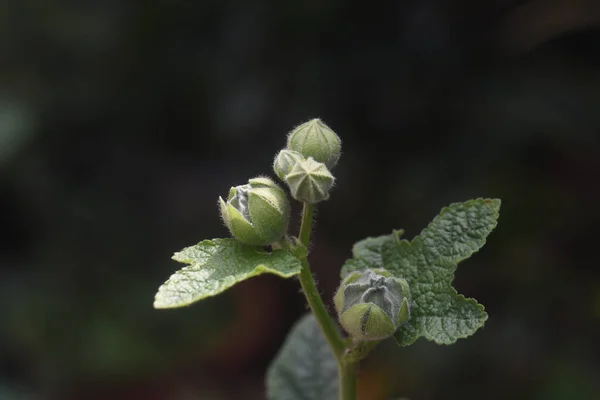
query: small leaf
[
  {"left": 154, "top": 238, "right": 301, "bottom": 309},
  {"left": 266, "top": 314, "right": 339, "bottom": 400},
  {"left": 341, "top": 199, "right": 500, "bottom": 345},
  {"left": 340, "top": 232, "right": 402, "bottom": 277}
]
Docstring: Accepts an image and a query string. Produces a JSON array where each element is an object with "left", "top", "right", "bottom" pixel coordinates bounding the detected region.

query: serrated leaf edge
[{"left": 154, "top": 239, "right": 301, "bottom": 309}]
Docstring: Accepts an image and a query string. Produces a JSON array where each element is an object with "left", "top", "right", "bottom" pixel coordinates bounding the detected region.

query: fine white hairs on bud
[
  {"left": 283, "top": 157, "right": 335, "bottom": 204},
  {"left": 334, "top": 268, "right": 410, "bottom": 341},
  {"left": 286, "top": 118, "right": 342, "bottom": 170},
  {"left": 219, "top": 177, "right": 290, "bottom": 246},
  {"left": 273, "top": 149, "right": 305, "bottom": 180}
]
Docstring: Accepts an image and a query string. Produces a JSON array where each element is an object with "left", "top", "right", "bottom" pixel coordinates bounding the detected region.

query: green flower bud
[
  {"left": 219, "top": 177, "right": 290, "bottom": 246},
  {"left": 273, "top": 149, "right": 305, "bottom": 180},
  {"left": 286, "top": 118, "right": 342, "bottom": 169},
  {"left": 283, "top": 157, "right": 335, "bottom": 204},
  {"left": 334, "top": 268, "right": 410, "bottom": 341}
]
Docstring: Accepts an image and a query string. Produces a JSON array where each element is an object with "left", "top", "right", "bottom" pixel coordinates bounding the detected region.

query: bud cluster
[
  {"left": 273, "top": 118, "right": 341, "bottom": 204},
  {"left": 218, "top": 118, "right": 342, "bottom": 246}
]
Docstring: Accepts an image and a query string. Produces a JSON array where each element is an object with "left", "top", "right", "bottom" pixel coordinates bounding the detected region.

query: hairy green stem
[
  {"left": 297, "top": 203, "right": 345, "bottom": 357},
  {"left": 298, "top": 259, "right": 344, "bottom": 357},
  {"left": 296, "top": 202, "right": 355, "bottom": 400},
  {"left": 298, "top": 203, "right": 315, "bottom": 246}
]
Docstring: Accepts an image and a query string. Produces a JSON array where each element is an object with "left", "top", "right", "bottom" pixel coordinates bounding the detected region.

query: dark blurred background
[{"left": 1, "top": 1, "right": 600, "bottom": 399}]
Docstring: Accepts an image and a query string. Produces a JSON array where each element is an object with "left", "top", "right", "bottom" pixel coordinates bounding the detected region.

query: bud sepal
[
  {"left": 283, "top": 157, "right": 335, "bottom": 204},
  {"left": 219, "top": 177, "right": 291, "bottom": 246},
  {"left": 334, "top": 268, "right": 410, "bottom": 341}
]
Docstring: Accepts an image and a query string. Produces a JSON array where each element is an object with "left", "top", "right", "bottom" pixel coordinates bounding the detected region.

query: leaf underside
[
  {"left": 341, "top": 198, "right": 500, "bottom": 346},
  {"left": 154, "top": 238, "right": 302, "bottom": 309},
  {"left": 266, "top": 314, "right": 339, "bottom": 400}
]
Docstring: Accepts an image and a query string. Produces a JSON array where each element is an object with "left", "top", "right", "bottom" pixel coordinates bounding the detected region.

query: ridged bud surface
[
  {"left": 219, "top": 177, "right": 290, "bottom": 246},
  {"left": 273, "top": 149, "right": 305, "bottom": 180},
  {"left": 283, "top": 158, "right": 334, "bottom": 204},
  {"left": 334, "top": 268, "right": 410, "bottom": 341},
  {"left": 286, "top": 118, "right": 341, "bottom": 169}
]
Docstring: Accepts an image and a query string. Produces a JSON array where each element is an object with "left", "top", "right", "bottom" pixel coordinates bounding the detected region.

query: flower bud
[
  {"left": 334, "top": 268, "right": 410, "bottom": 341},
  {"left": 283, "top": 157, "right": 335, "bottom": 204},
  {"left": 273, "top": 149, "right": 305, "bottom": 180},
  {"left": 219, "top": 177, "right": 290, "bottom": 246},
  {"left": 286, "top": 118, "right": 341, "bottom": 169}
]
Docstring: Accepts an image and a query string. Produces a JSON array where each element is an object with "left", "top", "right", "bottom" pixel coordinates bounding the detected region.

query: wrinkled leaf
[
  {"left": 266, "top": 314, "right": 338, "bottom": 400},
  {"left": 341, "top": 199, "right": 500, "bottom": 345},
  {"left": 154, "top": 238, "right": 301, "bottom": 308}
]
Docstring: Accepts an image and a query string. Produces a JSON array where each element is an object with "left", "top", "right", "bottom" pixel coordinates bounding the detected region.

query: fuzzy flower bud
[
  {"left": 283, "top": 157, "right": 334, "bottom": 204},
  {"left": 286, "top": 118, "right": 341, "bottom": 169},
  {"left": 219, "top": 177, "right": 290, "bottom": 246},
  {"left": 334, "top": 268, "right": 410, "bottom": 341},
  {"left": 273, "top": 149, "right": 305, "bottom": 180}
]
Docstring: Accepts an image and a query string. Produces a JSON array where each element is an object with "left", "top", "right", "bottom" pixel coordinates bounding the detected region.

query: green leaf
[
  {"left": 266, "top": 314, "right": 338, "bottom": 400},
  {"left": 341, "top": 199, "right": 500, "bottom": 345},
  {"left": 154, "top": 238, "right": 302, "bottom": 309},
  {"left": 340, "top": 231, "right": 403, "bottom": 277}
]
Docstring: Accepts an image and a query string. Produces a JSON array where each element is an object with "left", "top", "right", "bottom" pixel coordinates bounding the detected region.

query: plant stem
[
  {"left": 339, "top": 359, "right": 358, "bottom": 400},
  {"left": 297, "top": 203, "right": 345, "bottom": 358},
  {"left": 296, "top": 202, "right": 356, "bottom": 400},
  {"left": 298, "top": 258, "right": 344, "bottom": 357},
  {"left": 298, "top": 202, "right": 315, "bottom": 245}
]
